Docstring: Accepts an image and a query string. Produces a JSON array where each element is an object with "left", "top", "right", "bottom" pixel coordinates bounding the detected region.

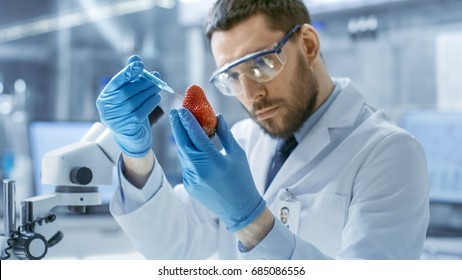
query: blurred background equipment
[
  {"left": 399, "top": 111, "right": 462, "bottom": 233},
  {"left": 1, "top": 122, "right": 117, "bottom": 259}
]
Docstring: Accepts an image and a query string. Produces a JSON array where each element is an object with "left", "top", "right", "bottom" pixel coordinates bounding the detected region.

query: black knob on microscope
[
  {"left": 70, "top": 167, "right": 93, "bottom": 185},
  {"left": 13, "top": 232, "right": 48, "bottom": 260}
]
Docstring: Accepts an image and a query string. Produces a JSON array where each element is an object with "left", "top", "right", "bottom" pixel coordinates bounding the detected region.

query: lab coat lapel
[
  {"left": 264, "top": 119, "right": 331, "bottom": 200},
  {"left": 248, "top": 134, "right": 277, "bottom": 195},
  {"left": 264, "top": 79, "right": 365, "bottom": 201}
]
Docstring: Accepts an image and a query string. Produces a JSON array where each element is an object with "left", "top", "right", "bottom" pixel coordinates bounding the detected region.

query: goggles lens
[
  {"left": 210, "top": 24, "right": 300, "bottom": 96},
  {"left": 212, "top": 51, "right": 286, "bottom": 96}
]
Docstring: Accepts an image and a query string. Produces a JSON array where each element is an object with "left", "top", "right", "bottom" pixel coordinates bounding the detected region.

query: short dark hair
[{"left": 204, "top": 0, "right": 311, "bottom": 43}]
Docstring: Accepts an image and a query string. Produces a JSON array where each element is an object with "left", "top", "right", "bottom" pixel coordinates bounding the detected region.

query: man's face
[
  {"left": 211, "top": 15, "right": 319, "bottom": 138},
  {"left": 280, "top": 208, "right": 289, "bottom": 224}
]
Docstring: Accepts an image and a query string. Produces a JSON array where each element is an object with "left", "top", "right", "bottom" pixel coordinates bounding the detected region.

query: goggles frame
[{"left": 210, "top": 24, "right": 301, "bottom": 96}]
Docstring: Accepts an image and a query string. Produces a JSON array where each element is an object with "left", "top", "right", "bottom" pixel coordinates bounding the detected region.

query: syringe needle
[
  {"left": 139, "top": 69, "right": 183, "bottom": 100},
  {"left": 166, "top": 89, "right": 185, "bottom": 101},
  {"left": 160, "top": 85, "right": 184, "bottom": 100}
]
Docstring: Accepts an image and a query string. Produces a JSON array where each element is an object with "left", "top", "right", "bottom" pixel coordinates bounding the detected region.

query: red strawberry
[{"left": 183, "top": 84, "right": 217, "bottom": 137}]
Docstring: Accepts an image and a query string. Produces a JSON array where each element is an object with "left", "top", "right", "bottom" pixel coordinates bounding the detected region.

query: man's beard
[{"left": 245, "top": 53, "right": 319, "bottom": 139}]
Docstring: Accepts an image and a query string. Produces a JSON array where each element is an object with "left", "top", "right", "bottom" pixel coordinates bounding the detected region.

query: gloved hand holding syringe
[
  {"left": 139, "top": 69, "right": 184, "bottom": 100},
  {"left": 96, "top": 54, "right": 183, "bottom": 158}
]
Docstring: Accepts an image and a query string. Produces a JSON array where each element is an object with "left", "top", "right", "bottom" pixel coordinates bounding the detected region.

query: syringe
[{"left": 139, "top": 69, "right": 183, "bottom": 100}]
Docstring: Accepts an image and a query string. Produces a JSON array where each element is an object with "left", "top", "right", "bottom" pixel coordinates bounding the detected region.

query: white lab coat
[{"left": 110, "top": 78, "right": 429, "bottom": 259}]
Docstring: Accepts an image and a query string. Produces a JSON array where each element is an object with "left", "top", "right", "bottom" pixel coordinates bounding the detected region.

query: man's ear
[{"left": 298, "top": 23, "right": 321, "bottom": 66}]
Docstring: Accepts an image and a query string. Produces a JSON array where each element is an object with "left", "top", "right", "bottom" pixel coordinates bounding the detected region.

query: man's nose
[{"left": 239, "top": 75, "right": 266, "bottom": 101}]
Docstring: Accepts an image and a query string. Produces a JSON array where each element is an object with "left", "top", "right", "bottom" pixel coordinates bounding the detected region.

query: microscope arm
[
  {"left": 1, "top": 107, "right": 164, "bottom": 260},
  {"left": 2, "top": 122, "right": 118, "bottom": 260}
]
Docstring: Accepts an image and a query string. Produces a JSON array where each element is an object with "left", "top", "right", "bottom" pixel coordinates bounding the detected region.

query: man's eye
[
  {"left": 254, "top": 56, "right": 274, "bottom": 69},
  {"left": 226, "top": 72, "right": 240, "bottom": 81}
]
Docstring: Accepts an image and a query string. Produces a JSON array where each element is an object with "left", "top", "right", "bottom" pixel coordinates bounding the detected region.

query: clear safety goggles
[{"left": 210, "top": 24, "right": 301, "bottom": 96}]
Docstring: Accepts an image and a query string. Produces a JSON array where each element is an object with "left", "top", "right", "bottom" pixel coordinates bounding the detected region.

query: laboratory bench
[
  {"left": 422, "top": 236, "right": 462, "bottom": 260},
  {"left": 35, "top": 214, "right": 144, "bottom": 260},
  {"left": 1, "top": 214, "right": 143, "bottom": 260},
  {"left": 2, "top": 213, "right": 461, "bottom": 259}
]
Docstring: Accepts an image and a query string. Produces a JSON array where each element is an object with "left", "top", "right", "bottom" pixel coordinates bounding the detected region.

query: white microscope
[{"left": 1, "top": 108, "right": 163, "bottom": 260}]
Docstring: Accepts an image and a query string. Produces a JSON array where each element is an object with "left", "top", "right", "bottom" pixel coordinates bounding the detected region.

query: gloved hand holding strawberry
[
  {"left": 182, "top": 85, "right": 218, "bottom": 137},
  {"left": 169, "top": 85, "right": 266, "bottom": 232}
]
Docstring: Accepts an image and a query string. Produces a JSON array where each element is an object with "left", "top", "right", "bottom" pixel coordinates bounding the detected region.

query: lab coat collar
[
  {"left": 326, "top": 77, "right": 365, "bottom": 128},
  {"left": 264, "top": 77, "right": 365, "bottom": 200}
]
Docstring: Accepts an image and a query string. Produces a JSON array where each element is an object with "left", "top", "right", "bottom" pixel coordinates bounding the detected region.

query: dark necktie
[{"left": 265, "top": 135, "right": 298, "bottom": 191}]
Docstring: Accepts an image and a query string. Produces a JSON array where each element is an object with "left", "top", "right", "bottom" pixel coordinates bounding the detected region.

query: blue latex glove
[
  {"left": 169, "top": 108, "right": 266, "bottom": 232},
  {"left": 96, "top": 55, "right": 162, "bottom": 157}
]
